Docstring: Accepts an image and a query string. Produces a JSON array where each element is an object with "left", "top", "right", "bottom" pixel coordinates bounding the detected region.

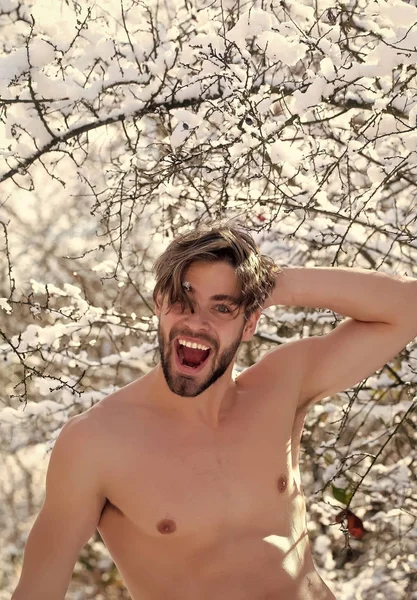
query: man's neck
[{"left": 147, "top": 363, "right": 239, "bottom": 428}]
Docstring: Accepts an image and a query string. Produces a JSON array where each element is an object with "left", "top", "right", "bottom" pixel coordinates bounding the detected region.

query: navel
[
  {"left": 157, "top": 518, "right": 177, "bottom": 534},
  {"left": 277, "top": 474, "right": 288, "bottom": 493}
]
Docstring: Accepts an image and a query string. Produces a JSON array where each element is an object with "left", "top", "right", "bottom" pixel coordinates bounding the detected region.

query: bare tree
[{"left": 0, "top": 0, "right": 416, "bottom": 598}]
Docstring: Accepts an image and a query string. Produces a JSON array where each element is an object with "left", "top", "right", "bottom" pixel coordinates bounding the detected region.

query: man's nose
[{"left": 186, "top": 304, "right": 212, "bottom": 325}]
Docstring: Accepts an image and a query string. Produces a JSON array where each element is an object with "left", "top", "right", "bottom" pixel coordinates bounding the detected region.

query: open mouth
[{"left": 174, "top": 340, "right": 212, "bottom": 373}]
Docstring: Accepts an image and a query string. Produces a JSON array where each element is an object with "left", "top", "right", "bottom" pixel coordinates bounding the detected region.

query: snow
[
  {"left": 28, "top": 39, "right": 55, "bottom": 68},
  {"left": 293, "top": 77, "right": 328, "bottom": 114},
  {"left": 0, "top": 298, "right": 12, "bottom": 313},
  {"left": 320, "top": 57, "right": 336, "bottom": 81},
  {"left": 267, "top": 139, "right": 304, "bottom": 166},
  {"left": 378, "top": 0, "right": 417, "bottom": 26},
  {"left": 255, "top": 31, "right": 307, "bottom": 65}
]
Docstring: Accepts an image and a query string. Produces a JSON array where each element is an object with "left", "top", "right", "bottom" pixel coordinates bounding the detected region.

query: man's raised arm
[
  {"left": 262, "top": 266, "right": 417, "bottom": 409},
  {"left": 264, "top": 265, "right": 417, "bottom": 324},
  {"left": 12, "top": 413, "right": 107, "bottom": 600}
]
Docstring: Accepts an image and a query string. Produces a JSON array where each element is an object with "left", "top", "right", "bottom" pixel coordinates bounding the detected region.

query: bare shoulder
[
  {"left": 55, "top": 392, "right": 129, "bottom": 489},
  {"left": 82, "top": 376, "right": 147, "bottom": 431},
  {"left": 56, "top": 406, "right": 108, "bottom": 462},
  {"left": 58, "top": 383, "right": 136, "bottom": 450}
]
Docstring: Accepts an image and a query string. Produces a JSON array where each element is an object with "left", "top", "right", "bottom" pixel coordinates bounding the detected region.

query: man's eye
[
  {"left": 216, "top": 305, "right": 231, "bottom": 314},
  {"left": 171, "top": 302, "right": 232, "bottom": 315}
]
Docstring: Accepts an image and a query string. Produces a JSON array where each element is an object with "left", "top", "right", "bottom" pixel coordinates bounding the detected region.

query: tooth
[{"left": 178, "top": 339, "right": 210, "bottom": 351}]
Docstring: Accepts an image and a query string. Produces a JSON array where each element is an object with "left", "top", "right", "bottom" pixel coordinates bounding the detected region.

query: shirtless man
[{"left": 12, "top": 223, "right": 417, "bottom": 600}]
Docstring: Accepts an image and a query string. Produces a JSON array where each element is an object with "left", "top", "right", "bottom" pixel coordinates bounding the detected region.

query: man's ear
[{"left": 242, "top": 307, "right": 263, "bottom": 342}]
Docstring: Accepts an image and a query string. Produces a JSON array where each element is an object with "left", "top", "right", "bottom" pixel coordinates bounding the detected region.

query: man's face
[{"left": 154, "top": 260, "right": 260, "bottom": 398}]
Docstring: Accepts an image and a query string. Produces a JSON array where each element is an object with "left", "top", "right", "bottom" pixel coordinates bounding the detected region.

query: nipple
[
  {"left": 157, "top": 518, "right": 177, "bottom": 534},
  {"left": 277, "top": 475, "right": 288, "bottom": 493}
]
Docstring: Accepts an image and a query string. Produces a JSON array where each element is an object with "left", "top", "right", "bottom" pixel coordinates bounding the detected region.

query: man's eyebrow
[
  {"left": 210, "top": 294, "right": 240, "bottom": 305},
  {"left": 184, "top": 285, "right": 240, "bottom": 305}
]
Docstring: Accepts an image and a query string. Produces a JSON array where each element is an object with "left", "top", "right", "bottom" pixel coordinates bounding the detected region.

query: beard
[{"left": 157, "top": 321, "right": 245, "bottom": 398}]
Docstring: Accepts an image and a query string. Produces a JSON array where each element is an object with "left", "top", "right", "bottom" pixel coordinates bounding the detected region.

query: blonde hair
[{"left": 152, "top": 219, "right": 281, "bottom": 319}]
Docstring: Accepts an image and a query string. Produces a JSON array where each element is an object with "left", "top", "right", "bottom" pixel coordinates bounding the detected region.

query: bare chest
[{"left": 98, "top": 389, "right": 300, "bottom": 542}]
